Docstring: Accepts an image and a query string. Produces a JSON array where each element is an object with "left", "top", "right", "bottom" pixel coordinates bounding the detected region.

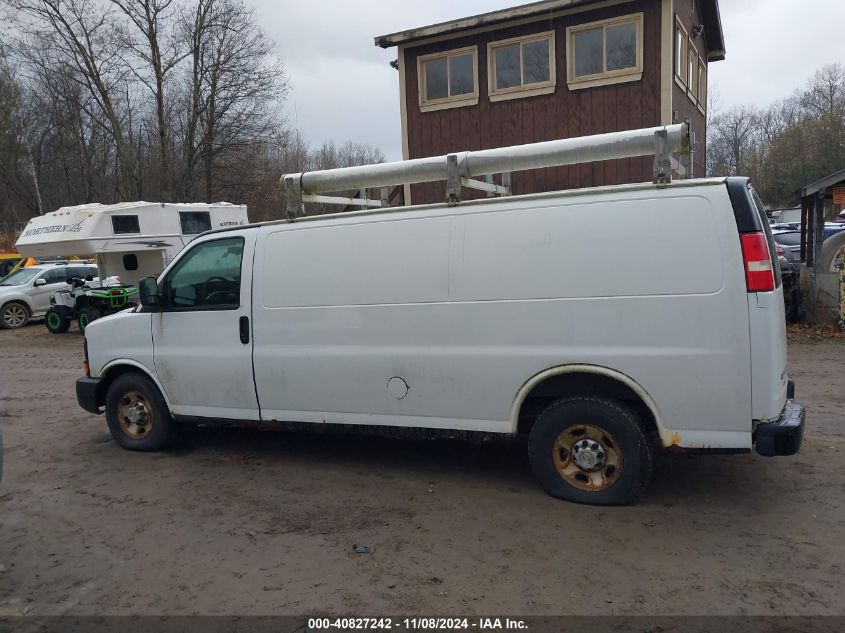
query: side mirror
[
  {"left": 33, "top": 278, "right": 47, "bottom": 287},
  {"left": 139, "top": 276, "right": 161, "bottom": 309}
]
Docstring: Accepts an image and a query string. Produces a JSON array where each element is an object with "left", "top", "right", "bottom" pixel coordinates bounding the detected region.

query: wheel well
[
  {"left": 516, "top": 371, "right": 659, "bottom": 441},
  {"left": 2, "top": 300, "right": 31, "bottom": 315},
  {"left": 97, "top": 365, "right": 152, "bottom": 406}
]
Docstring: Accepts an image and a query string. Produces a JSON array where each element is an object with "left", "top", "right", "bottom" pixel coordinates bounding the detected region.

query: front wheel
[
  {"left": 105, "top": 372, "right": 177, "bottom": 451},
  {"left": 528, "top": 396, "right": 653, "bottom": 505}
]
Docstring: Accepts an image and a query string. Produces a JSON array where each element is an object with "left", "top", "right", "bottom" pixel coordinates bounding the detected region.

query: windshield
[{"left": 0, "top": 268, "right": 40, "bottom": 286}]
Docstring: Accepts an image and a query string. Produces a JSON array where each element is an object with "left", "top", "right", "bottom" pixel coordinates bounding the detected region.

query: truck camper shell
[{"left": 15, "top": 202, "right": 248, "bottom": 287}]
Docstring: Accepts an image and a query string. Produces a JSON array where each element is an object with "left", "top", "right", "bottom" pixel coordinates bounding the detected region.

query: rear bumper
[
  {"left": 754, "top": 391, "right": 805, "bottom": 457},
  {"left": 76, "top": 376, "right": 105, "bottom": 415}
]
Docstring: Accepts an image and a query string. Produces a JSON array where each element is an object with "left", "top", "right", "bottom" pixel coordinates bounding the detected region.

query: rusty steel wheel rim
[
  {"left": 552, "top": 423, "right": 623, "bottom": 492},
  {"left": 117, "top": 391, "right": 153, "bottom": 440}
]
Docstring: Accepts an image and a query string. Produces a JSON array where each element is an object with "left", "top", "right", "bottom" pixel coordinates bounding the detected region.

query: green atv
[{"left": 45, "top": 277, "right": 139, "bottom": 334}]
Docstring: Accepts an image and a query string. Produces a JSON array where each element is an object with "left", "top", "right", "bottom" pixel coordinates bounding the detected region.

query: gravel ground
[{"left": 0, "top": 323, "right": 842, "bottom": 617}]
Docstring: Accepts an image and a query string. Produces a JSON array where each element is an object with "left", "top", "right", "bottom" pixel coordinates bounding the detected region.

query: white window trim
[
  {"left": 674, "top": 17, "right": 688, "bottom": 90},
  {"left": 687, "top": 40, "right": 699, "bottom": 102},
  {"left": 697, "top": 54, "right": 708, "bottom": 114},
  {"left": 566, "top": 13, "right": 644, "bottom": 91},
  {"left": 487, "top": 31, "right": 556, "bottom": 103},
  {"left": 417, "top": 46, "right": 479, "bottom": 113}
]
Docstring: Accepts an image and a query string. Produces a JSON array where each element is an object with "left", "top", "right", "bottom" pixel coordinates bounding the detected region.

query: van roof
[{"left": 203, "top": 177, "right": 730, "bottom": 238}]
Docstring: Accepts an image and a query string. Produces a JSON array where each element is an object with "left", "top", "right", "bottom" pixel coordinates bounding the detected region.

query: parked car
[
  {"left": 774, "top": 226, "right": 845, "bottom": 273},
  {"left": 773, "top": 242, "right": 804, "bottom": 322},
  {"left": 772, "top": 229, "right": 802, "bottom": 260},
  {"left": 825, "top": 222, "right": 845, "bottom": 240},
  {"left": 77, "top": 175, "right": 805, "bottom": 506},
  {"left": 0, "top": 262, "right": 99, "bottom": 329}
]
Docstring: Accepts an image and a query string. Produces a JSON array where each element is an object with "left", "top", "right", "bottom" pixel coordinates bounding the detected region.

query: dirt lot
[{"left": 0, "top": 323, "right": 843, "bottom": 617}]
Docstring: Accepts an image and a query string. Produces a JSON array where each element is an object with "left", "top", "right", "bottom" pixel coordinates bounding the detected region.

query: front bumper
[
  {"left": 754, "top": 395, "right": 805, "bottom": 457},
  {"left": 76, "top": 377, "right": 105, "bottom": 415}
]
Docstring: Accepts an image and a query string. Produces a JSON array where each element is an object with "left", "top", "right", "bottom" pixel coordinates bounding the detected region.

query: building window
[
  {"left": 676, "top": 16, "right": 708, "bottom": 112},
  {"left": 675, "top": 18, "right": 688, "bottom": 86},
  {"left": 417, "top": 46, "right": 478, "bottom": 112},
  {"left": 488, "top": 32, "right": 556, "bottom": 101},
  {"left": 566, "top": 14, "right": 643, "bottom": 89},
  {"left": 698, "top": 56, "right": 708, "bottom": 111},
  {"left": 180, "top": 211, "right": 212, "bottom": 235},
  {"left": 112, "top": 215, "right": 140, "bottom": 234},
  {"left": 688, "top": 42, "right": 699, "bottom": 102}
]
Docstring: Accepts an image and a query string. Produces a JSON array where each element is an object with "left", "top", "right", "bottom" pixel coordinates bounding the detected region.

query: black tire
[
  {"left": 77, "top": 306, "right": 100, "bottom": 334},
  {"left": 105, "top": 372, "right": 177, "bottom": 451},
  {"left": 528, "top": 396, "right": 653, "bottom": 505},
  {"left": 0, "top": 302, "right": 30, "bottom": 329},
  {"left": 45, "top": 307, "right": 71, "bottom": 334}
]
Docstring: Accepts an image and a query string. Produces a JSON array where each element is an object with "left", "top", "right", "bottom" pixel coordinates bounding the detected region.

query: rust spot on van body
[{"left": 665, "top": 432, "right": 684, "bottom": 452}]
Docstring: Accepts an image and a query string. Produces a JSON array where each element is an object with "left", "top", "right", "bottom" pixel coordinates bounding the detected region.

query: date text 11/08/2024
[{"left": 307, "top": 618, "right": 529, "bottom": 631}]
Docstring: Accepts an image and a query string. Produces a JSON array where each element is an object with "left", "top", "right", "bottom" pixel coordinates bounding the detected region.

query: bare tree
[
  {"left": 802, "top": 62, "right": 845, "bottom": 118},
  {"left": 194, "top": 0, "right": 288, "bottom": 201},
  {"left": 110, "top": 0, "right": 188, "bottom": 199},
  {"left": 0, "top": 0, "right": 382, "bottom": 229},
  {"left": 12, "top": 0, "right": 140, "bottom": 197},
  {"left": 707, "top": 105, "right": 760, "bottom": 177},
  {"left": 178, "top": 0, "right": 213, "bottom": 199}
]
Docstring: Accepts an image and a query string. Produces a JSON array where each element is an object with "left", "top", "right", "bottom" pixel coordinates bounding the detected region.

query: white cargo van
[{"left": 76, "top": 126, "right": 805, "bottom": 505}]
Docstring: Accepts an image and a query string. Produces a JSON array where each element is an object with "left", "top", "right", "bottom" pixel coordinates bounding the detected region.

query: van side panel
[
  {"left": 452, "top": 196, "right": 723, "bottom": 300},
  {"left": 251, "top": 185, "right": 753, "bottom": 448},
  {"left": 748, "top": 291, "right": 788, "bottom": 423}
]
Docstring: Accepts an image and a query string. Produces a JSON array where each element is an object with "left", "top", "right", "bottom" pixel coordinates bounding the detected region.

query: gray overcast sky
[{"left": 257, "top": 0, "right": 845, "bottom": 161}]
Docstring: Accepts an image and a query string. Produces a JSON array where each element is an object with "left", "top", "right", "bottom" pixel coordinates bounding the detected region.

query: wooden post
[
  {"left": 800, "top": 196, "right": 810, "bottom": 264},
  {"left": 838, "top": 247, "right": 845, "bottom": 331},
  {"left": 813, "top": 193, "right": 826, "bottom": 275}
]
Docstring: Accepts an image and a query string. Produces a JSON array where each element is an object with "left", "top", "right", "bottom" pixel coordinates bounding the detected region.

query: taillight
[
  {"left": 775, "top": 243, "right": 785, "bottom": 257},
  {"left": 740, "top": 232, "right": 775, "bottom": 292}
]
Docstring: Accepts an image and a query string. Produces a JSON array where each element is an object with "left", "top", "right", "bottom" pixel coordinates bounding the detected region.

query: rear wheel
[
  {"left": 105, "top": 372, "right": 177, "bottom": 451},
  {"left": 528, "top": 396, "right": 653, "bottom": 505},
  {"left": 45, "top": 307, "right": 71, "bottom": 334},
  {"left": 77, "top": 306, "right": 100, "bottom": 334},
  {"left": 0, "top": 302, "right": 29, "bottom": 329}
]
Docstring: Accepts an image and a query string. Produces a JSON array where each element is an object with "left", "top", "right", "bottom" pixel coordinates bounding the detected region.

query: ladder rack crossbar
[
  {"left": 282, "top": 123, "right": 690, "bottom": 215},
  {"left": 301, "top": 194, "right": 383, "bottom": 208}
]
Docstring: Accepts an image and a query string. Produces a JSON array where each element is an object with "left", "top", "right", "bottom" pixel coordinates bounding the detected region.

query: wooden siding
[
  {"left": 672, "top": 0, "right": 708, "bottom": 178},
  {"left": 403, "top": 0, "right": 663, "bottom": 205}
]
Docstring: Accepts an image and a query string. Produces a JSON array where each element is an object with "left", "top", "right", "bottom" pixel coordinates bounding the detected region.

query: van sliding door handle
[{"left": 239, "top": 316, "right": 250, "bottom": 344}]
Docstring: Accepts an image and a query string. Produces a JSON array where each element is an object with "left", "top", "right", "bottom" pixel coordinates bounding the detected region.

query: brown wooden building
[{"left": 376, "top": 0, "right": 725, "bottom": 206}]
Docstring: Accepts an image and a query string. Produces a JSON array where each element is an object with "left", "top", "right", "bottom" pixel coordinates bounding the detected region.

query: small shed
[
  {"left": 376, "top": 0, "right": 726, "bottom": 206},
  {"left": 798, "top": 168, "right": 845, "bottom": 318}
]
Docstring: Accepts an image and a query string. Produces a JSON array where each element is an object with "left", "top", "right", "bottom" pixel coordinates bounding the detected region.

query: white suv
[{"left": 0, "top": 263, "right": 99, "bottom": 329}]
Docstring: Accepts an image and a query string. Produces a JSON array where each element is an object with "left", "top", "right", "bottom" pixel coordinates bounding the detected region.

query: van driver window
[{"left": 163, "top": 237, "right": 244, "bottom": 310}]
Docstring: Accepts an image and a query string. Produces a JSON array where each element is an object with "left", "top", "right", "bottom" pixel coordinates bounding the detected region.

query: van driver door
[{"left": 152, "top": 232, "right": 259, "bottom": 420}]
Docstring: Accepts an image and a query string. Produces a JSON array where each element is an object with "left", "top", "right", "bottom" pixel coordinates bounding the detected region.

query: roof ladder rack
[{"left": 281, "top": 123, "right": 691, "bottom": 219}]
